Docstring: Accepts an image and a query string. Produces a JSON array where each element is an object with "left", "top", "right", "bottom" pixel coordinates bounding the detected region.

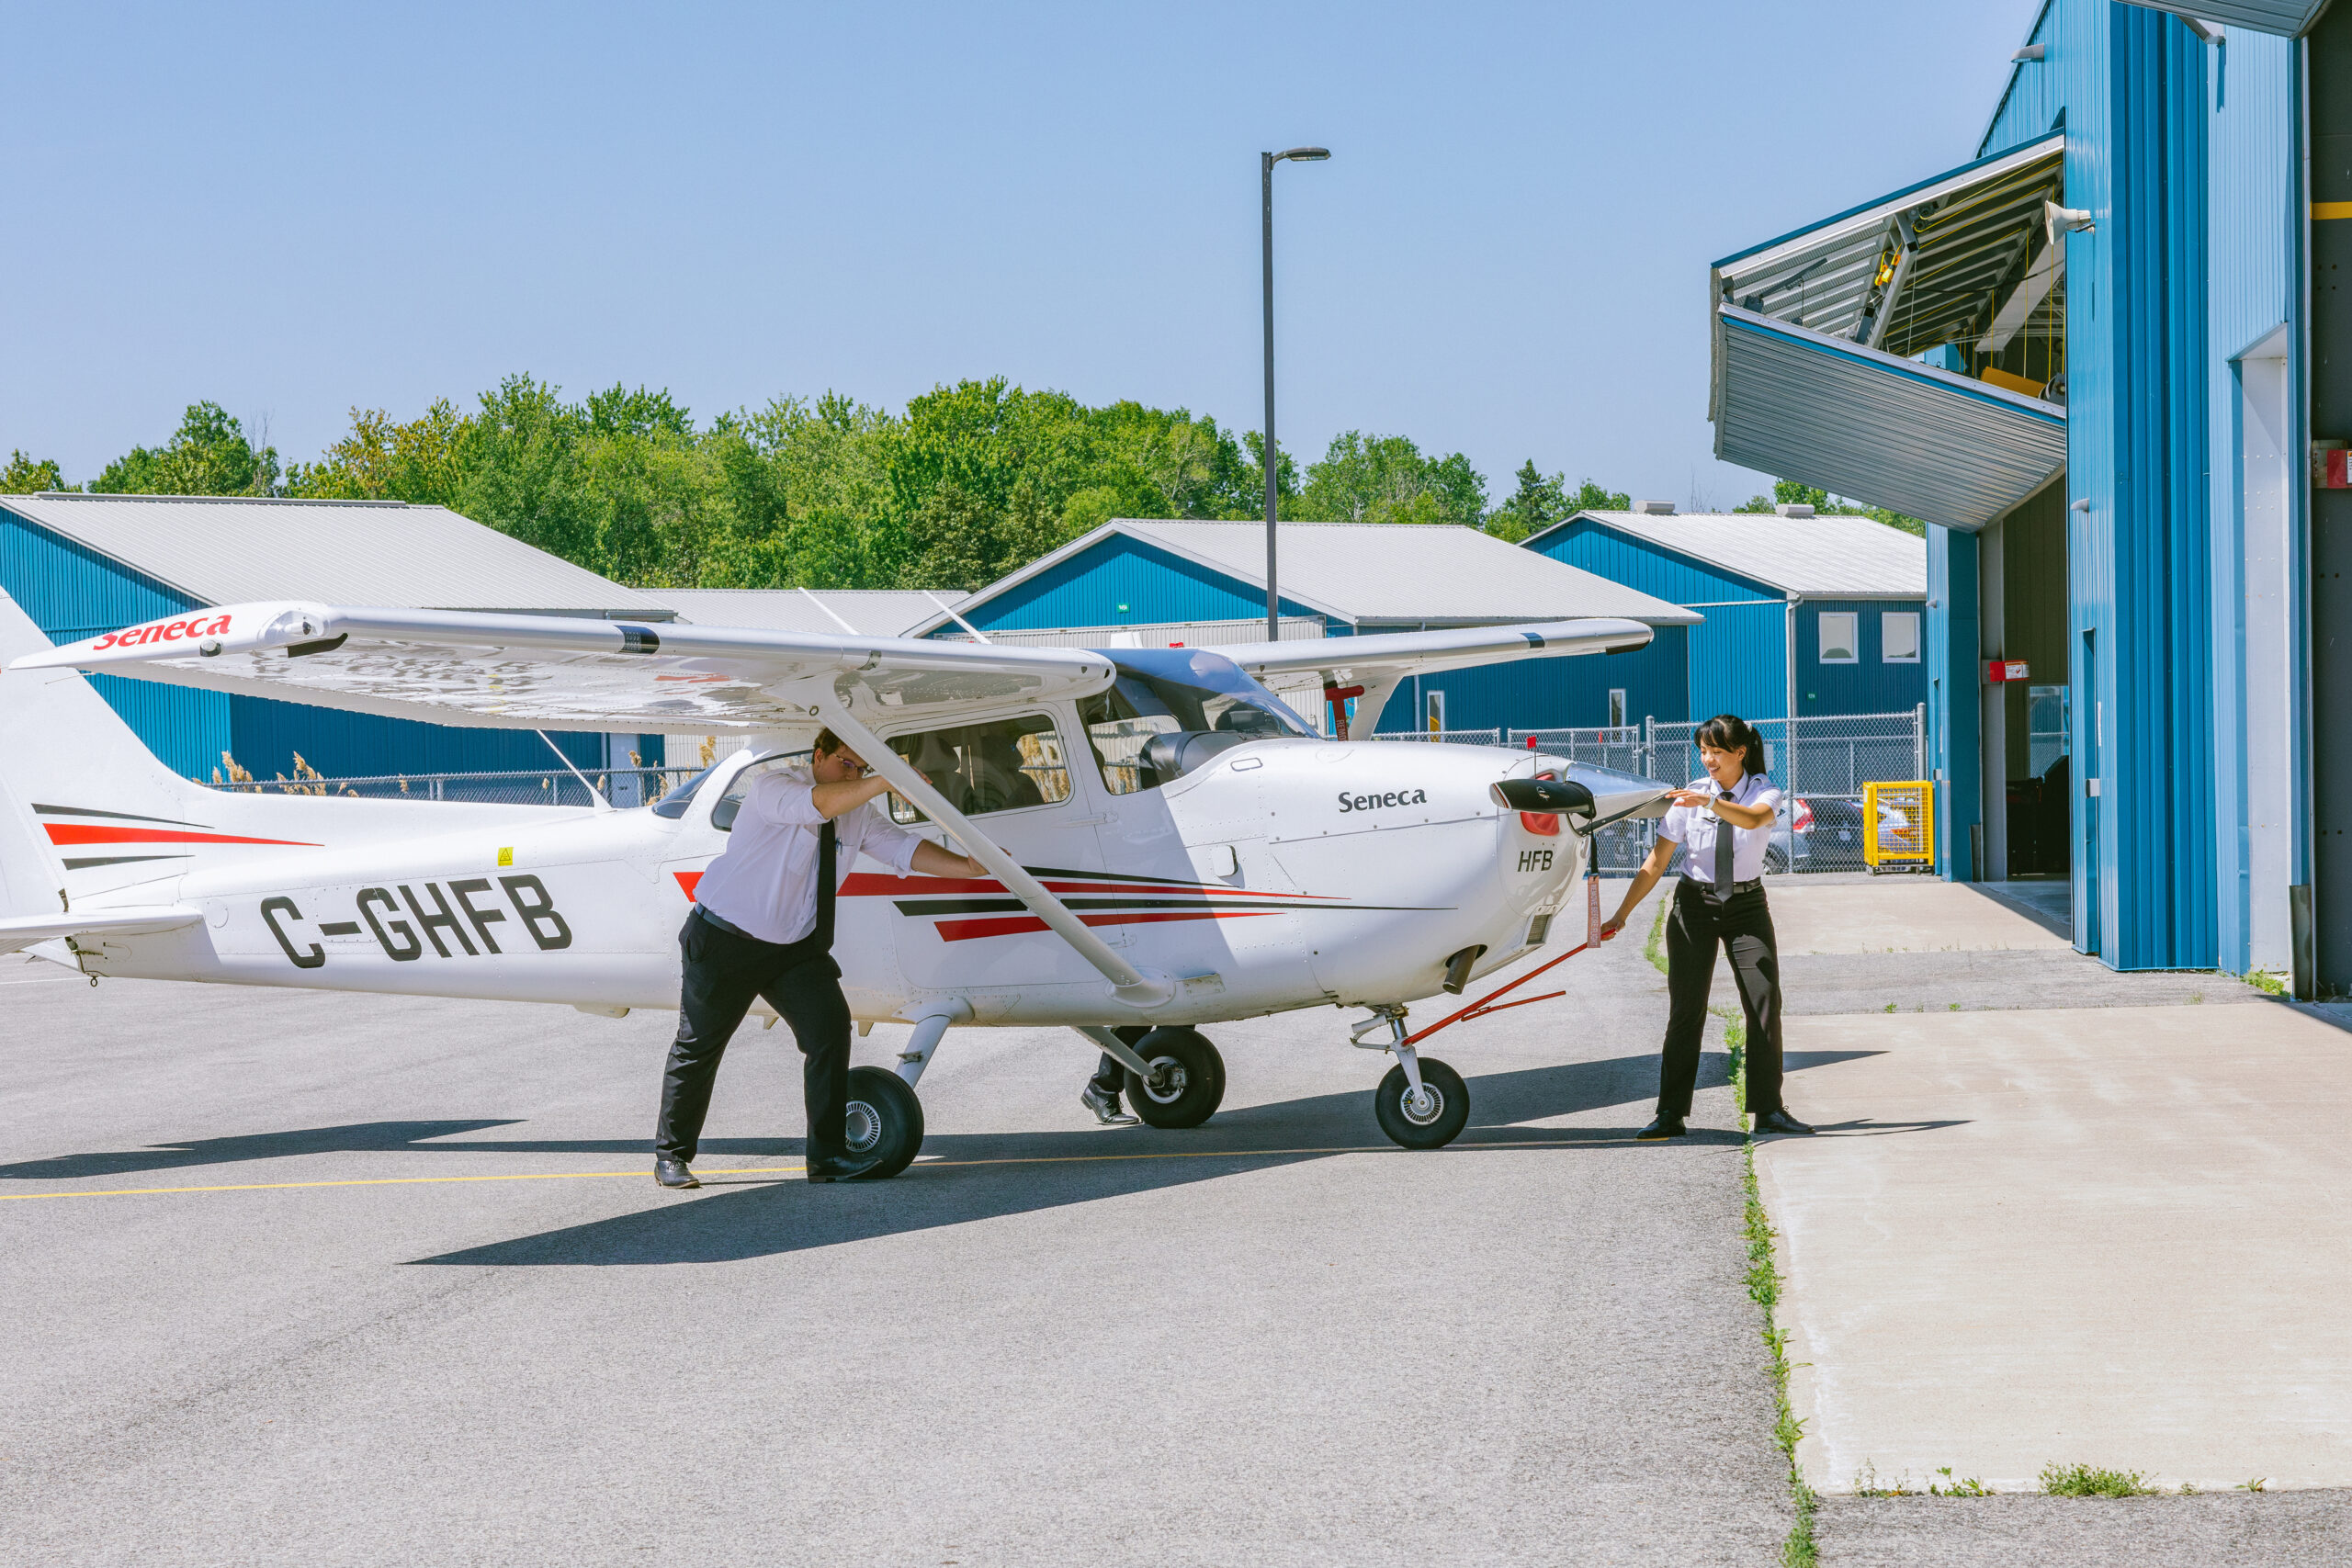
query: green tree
[
  {"left": 91, "top": 402, "right": 280, "bottom": 495},
  {"left": 1298, "top": 431, "right": 1487, "bottom": 527},
  {"left": 1, "top": 451, "right": 65, "bottom": 492},
  {"left": 284, "top": 400, "right": 471, "bottom": 506}
]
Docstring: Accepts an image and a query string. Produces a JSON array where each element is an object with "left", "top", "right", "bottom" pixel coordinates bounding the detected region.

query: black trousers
[
  {"left": 1089, "top": 1026, "right": 1150, "bottom": 1096},
  {"left": 655, "top": 908, "right": 851, "bottom": 1163},
  {"left": 1659, "top": 879, "right": 1786, "bottom": 1118}
]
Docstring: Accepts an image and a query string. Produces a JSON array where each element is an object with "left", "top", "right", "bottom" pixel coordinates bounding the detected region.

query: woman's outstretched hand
[{"left": 1599, "top": 915, "right": 1625, "bottom": 942}]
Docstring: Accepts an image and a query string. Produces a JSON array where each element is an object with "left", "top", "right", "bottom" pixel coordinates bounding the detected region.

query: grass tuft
[
  {"left": 1929, "top": 1467, "right": 1992, "bottom": 1497},
  {"left": 2040, "top": 1462, "right": 2157, "bottom": 1497},
  {"left": 1731, "top": 1006, "right": 1815, "bottom": 1564},
  {"left": 2237, "top": 1477, "right": 2268, "bottom": 1493},
  {"left": 2245, "top": 970, "right": 2287, "bottom": 997}
]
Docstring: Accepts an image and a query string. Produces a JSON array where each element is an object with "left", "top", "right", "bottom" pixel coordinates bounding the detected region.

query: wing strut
[{"left": 817, "top": 699, "right": 1173, "bottom": 1009}]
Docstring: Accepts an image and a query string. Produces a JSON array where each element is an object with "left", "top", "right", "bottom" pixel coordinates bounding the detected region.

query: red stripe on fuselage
[
  {"left": 933, "top": 909, "right": 1274, "bottom": 942},
  {"left": 674, "top": 871, "right": 703, "bottom": 900},
  {"left": 838, "top": 871, "right": 1341, "bottom": 902},
  {"left": 43, "top": 825, "right": 321, "bottom": 848}
]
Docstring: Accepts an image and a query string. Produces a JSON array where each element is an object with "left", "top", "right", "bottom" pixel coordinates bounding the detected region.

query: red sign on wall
[{"left": 1987, "top": 660, "right": 2030, "bottom": 683}]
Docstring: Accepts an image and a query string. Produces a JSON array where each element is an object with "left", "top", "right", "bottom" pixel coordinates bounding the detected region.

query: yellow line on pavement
[
  {"left": 0, "top": 1137, "right": 1608, "bottom": 1203},
  {"left": 0, "top": 1167, "right": 804, "bottom": 1201}
]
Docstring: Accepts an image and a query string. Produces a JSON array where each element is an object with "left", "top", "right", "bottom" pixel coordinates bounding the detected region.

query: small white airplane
[{"left": 0, "top": 587, "right": 1669, "bottom": 1174}]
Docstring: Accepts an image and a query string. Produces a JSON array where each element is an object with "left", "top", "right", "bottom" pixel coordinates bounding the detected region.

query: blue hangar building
[
  {"left": 1521, "top": 503, "right": 1927, "bottom": 724},
  {"left": 904, "top": 518, "right": 1700, "bottom": 736},
  {"left": 0, "top": 492, "right": 673, "bottom": 784},
  {"left": 1706, "top": 0, "right": 2339, "bottom": 988}
]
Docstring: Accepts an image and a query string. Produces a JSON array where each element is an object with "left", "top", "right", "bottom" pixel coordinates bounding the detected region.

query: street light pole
[{"left": 1261, "top": 145, "right": 1329, "bottom": 644}]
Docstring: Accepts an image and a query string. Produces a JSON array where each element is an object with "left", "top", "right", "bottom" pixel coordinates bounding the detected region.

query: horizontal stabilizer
[{"left": 0, "top": 906, "right": 203, "bottom": 955}]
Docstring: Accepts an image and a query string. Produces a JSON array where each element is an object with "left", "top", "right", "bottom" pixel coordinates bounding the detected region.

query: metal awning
[
  {"left": 1711, "top": 132, "right": 2065, "bottom": 358},
  {"left": 1710, "top": 307, "right": 2066, "bottom": 534},
  {"left": 2123, "top": 0, "right": 2331, "bottom": 36}
]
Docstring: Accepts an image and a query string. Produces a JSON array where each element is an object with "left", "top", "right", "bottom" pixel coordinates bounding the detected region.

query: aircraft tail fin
[{"left": 0, "top": 585, "right": 254, "bottom": 903}]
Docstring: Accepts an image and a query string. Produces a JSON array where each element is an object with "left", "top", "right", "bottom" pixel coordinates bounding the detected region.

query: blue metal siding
[
  {"left": 961, "top": 534, "right": 1320, "bottom": 632},
  {"left": 1982, "top": 4, "right": 2064, "bottom": 154},
  {"left": 2086, "top": 5, "right": 2214, "bottom": 967},
  {"left": 2205, "top": 29, "right": 2301, "bottom": 973},
  {"left": 1526, "top": 519, "right": 1777, "bottom": 604},
  {"left": 226, "top": 699, "right": 608, "bottom": 782},
  {"left": 1927, "top": 526, "right": 1984, "bottom": 875},
  {"left": 1796, "top": 601, "right": 1929, "bottom": 716},
  {"left": 1374, "top": 627, "right": 1689, "bottom": 733},
  {"left": 1689, "top": 602, "right": 1789, "bottom": 722}
]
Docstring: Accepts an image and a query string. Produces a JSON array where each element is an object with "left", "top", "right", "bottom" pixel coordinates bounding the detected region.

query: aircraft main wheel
[
  {"left": 1124, "top": 1028, "right": 1226, "bottom": 1130},
  {"left": 842, "top": 1064, "right": 923, "bottom": 1179},
  {"left": 1374, "top": 1057, "right": 1469, "bottom": 1149}
]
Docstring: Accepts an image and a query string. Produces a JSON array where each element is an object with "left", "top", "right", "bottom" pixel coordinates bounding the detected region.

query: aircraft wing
[
  {"left": 1215, "top": 618, "right": 1656, "bottom": 735},
  {"left": 9, "top": 602, "right": 1117, "bottom": 739}
]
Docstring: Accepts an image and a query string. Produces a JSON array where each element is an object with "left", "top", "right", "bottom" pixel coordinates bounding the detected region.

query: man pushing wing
[{"left": 653, "top": 730, "right": 983, "bottom": 1188}]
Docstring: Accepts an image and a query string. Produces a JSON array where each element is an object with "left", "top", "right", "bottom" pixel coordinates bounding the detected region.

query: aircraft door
[{"left": 879, "top": 708, "right": 1117, "bottom": 996}]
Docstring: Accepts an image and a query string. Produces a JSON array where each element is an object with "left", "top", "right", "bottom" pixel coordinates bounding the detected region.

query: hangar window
[
  {"left": 883, "top": 714, "right": 1071, "bottom": 825},
  {"left": 1819, "top": 613, "right": 1860, "bottom": 664},
  {"left": 1882, "top": 612, "right": 1920, "bottom": 663}
]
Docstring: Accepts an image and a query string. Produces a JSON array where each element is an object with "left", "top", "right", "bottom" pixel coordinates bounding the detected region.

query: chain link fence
[{"left": 204, "top": 765, "right": 703, "bottom": 810}]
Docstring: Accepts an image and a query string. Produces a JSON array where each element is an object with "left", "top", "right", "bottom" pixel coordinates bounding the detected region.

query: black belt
[{"left": 1685, "top": 877, "right": 1763, "bottom": 904}]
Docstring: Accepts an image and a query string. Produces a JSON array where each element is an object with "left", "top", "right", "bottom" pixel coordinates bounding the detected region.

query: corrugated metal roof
[
  {"left": 0, "top": 493, "right": 666, "bottom": 615},
  {"left": 926, "top": 519, "right": 1701, "bottom": 632},
  {"left": 1546, "top": 511, "right": 1928, "bottom": 600},
  {"left": 656, "top": 588, "right": 966, "bottom": 637},
  {"left": 1713, "top": 132, "right": 2064, "bottom": 358},
  {"left": 2125, "top": 0, "right": 2327, "bottom": 37},
  {"left": 1709, "top": 307, "right": 2066, "bottom": 533}
]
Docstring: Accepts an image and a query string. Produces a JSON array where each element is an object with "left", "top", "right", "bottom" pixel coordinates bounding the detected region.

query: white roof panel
[
  {"left": 931, "top": 519, "right": 1699, "bottom": 633},
  {"left": 0, "top": 493, "right": 665, "bottom": 615},
  {"left": 1560, "top": 509, "right": 1928, "bottom": 598},
  {"left": 656, "top": 588, "right": 966, "bottom": 637}
]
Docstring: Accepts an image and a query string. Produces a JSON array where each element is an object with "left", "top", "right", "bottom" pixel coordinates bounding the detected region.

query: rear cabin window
[{"left": 884, "top": 714, "right": 1072, "bottom": 825}]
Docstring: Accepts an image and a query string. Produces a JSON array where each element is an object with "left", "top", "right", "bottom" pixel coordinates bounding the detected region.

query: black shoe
[
  {"left": 654, "top": 1156, "right": 699, "bottom": 1189},
  {"left": 1752, "top": 1109, "right": 1815, "bottom": 1135},
  {"left": 805, "top": 1155, "right": 865, "bottom": 1183},
  {"left": 1635, "top": 1114, "right": 1688, "bottom": 1141}
]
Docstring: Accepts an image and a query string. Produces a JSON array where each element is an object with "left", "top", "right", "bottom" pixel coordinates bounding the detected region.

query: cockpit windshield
[
  {"left": 1097, "top": 647, "right": 1315, "bottom": 739},
  {"left": 1079, "top": 647, "right": 1314, "bottom": 793}
]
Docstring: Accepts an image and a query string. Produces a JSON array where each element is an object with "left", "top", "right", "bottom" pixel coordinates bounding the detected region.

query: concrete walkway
[{"left": 1751, "top": 879, "right": 2352, "bottom": 1561}]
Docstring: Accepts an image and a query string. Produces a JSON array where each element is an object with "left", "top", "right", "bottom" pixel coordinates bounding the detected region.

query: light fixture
[
  {"left": 2012, "top": 43, "right": 2045, "bottom": 62},
  {"left": 2046, "top": 200, "right": 2096, "bottom": 243},
  {"left": 1275, "top": 146, "right": 1330, "bottom": 164}
]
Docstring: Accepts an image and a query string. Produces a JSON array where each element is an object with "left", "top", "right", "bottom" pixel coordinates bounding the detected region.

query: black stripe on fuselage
[
  {"left": 35, "top": 804, "right": 213, "bottom": 828},
  {"left": 892, "top": 896, "right": 1440, "bottom": 916},
  {"left": 60, "top": 854, "right": 191, "bottom": 870}
]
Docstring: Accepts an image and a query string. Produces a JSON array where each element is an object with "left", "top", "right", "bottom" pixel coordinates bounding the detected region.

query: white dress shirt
[
  {"left": 1656, "top": 771, "right": 1784, "bottom": 886},
  {"left": 694, "top": 764, "right": 925, "bottom": 944}
]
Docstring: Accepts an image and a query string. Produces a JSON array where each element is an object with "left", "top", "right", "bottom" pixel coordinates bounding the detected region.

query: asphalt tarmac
[{"left": 0, "top": 882, "right": 1794, "bottom": 1567}]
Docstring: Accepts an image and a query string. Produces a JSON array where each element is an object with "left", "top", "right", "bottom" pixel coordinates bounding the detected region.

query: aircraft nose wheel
[
  {"left": 1123, "top": 1027, "right": 1227, "bottom": 1129},
  {"left": 841, "top": 1064, "right": 924, "bottom": 1179},
  {"left": 1374, "top": 1057, "right": 1469, "bottom": 1149}
]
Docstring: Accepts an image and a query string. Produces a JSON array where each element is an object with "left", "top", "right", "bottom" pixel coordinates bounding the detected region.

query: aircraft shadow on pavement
[
  {"left": 410, "top": 1049, "right": 1887, "bottom": 1268},
  {"left": 0, "top": 1119, "right": 526, "bottom": 1181}
]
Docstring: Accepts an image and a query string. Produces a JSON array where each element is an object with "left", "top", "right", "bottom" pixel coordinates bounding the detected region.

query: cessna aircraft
[{"left": 0, "top": 588, "right": 1668, "bottom": 1176}]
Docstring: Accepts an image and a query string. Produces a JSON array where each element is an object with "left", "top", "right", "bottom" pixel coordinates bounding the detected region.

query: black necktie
[
  {"left": 816, "top": 819, "right": 837, "bottom": 950},
  {"left": 1713, "top": 787, "right": 1736, "bottom": 897}
]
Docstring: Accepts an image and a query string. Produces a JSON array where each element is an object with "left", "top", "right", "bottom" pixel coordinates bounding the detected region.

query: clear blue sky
[{"left": 6, "top": 1, "right": 2040, "bottom": 508}]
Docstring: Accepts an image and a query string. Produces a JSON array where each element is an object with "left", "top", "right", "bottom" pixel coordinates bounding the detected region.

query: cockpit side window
[
  {"left": 1081, "top": 651, "right": 1312, "bottom": 794},
  {"left": 882, "top": 714, "right": 1072, "bottom": 825}
]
